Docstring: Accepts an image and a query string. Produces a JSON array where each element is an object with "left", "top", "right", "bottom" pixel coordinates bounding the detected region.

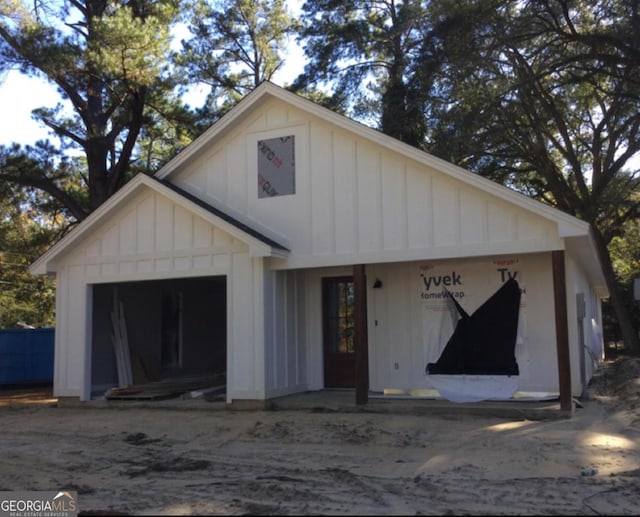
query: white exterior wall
[
  {"left": 40, "top": 86, "right": 607, "bottom": 404},
  {"left": 171, "top": 98, "right": 566, "bottom": 270},
  {"left": 227, "top": 253, "right": 266, "bottom": 401},
  {"left": 565, "top": 254, "right": 605, "bottom": 395},
  {"left": 365, "top": 254, "right": 563, "bottom": 395},
  {"left": 263, "top": 267, "right": 308, "bottom": 398},
  {"left": 164, "top": 94, "right": 606, "bottom": 400},
  {"left": 69, "top": 190, "right": 246, "bottom": 284},
  {"left": 49, "top": 187, "right": 261, "bottom": 401},
  {"left": 296, "top": 254, "right": 586, "bottom": 397},
  {"left": 52, "top": 265, "right": 91, "bottom": 398}
]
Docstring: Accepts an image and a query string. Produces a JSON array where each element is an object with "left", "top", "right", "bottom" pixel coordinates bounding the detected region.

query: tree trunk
[
  {"left": 86, "top": 139, "right": 110, "bottom": 216},
  {"left": 591, "top": 224, "right": 640, "bottom": 356}
]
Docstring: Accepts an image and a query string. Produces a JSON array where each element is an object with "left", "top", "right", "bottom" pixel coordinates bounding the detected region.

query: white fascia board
[
  {"left": 30, "top": 174, "right": 151, "bottom": 275},
  {"left": 29, "top": 261, "right": 52, "bottom": 276},
  {"left": 565, "top": 230, "right": 609, "bottom": 298},
  {"left": 154, "top": 84, "right": 274, "bottom": 180}
]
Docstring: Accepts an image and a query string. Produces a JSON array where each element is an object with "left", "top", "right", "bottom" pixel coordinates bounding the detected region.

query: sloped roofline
[
  {"left": 156, "top": 81, "right": 590, "bottom": 239},
  {"left": 30, "top": 173, "right": 289, "bottom": 275}
]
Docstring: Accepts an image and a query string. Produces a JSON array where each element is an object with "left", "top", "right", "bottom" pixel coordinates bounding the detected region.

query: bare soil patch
[
  {"left": 0, "top": 357, "right": 639, "bottom": 515},
  {"left": 0, "top": 384, "right": 57, "bottom": 407}
]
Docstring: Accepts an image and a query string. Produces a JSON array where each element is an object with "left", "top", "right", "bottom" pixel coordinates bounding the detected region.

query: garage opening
[{"left": 90, "top": 276, "right": 226, "bottom": 400}]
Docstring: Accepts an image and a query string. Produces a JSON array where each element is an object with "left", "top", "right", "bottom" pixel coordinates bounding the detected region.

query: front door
[{"left": 323, "top": 276, "right": 356, "bottom": 387}]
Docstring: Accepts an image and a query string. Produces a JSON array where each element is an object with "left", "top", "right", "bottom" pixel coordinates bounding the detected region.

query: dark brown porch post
[
  {"left": 552, "top": 250, "right": 573, "bottom": 412},
  {"left": 353, "top": 264, "right": 369, "bottom": 405}
]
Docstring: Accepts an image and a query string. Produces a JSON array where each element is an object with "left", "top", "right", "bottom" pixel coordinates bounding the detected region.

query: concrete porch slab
[{"left": 262, "top": 390, "right": 572, "bottom": 420}]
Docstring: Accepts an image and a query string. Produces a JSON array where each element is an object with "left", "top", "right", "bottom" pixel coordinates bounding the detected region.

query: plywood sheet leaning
[{"left": 111, "top": 287, "right": 133, "bottom": 388}]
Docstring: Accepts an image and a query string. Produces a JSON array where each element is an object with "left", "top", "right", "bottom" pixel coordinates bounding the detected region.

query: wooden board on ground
[{"left": 105, "top": 374, "right": 225, "bottom": 401}]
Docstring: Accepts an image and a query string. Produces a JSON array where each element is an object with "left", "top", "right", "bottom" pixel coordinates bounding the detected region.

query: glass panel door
[{"left": 323, "top": 276, "right": 356, "bottom": 387}]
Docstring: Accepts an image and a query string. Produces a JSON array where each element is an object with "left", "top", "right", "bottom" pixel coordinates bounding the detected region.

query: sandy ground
[{"left": 0, "top": 357, "right": 639, "bottom": 516}]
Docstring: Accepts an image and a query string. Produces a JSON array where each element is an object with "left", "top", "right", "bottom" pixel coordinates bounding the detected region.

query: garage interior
[{"left": 90, "top": 276, "right": 227, "bottom": 400}]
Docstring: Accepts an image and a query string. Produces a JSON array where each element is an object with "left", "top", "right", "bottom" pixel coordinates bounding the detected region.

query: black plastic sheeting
[{"left": 426, "top": 277, "right": 521, "bottom": 376}]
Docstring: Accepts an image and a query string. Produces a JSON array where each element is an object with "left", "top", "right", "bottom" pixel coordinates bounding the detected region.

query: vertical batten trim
[
  {"left": 152, "top": 193, "right": 157, "bottom": 253},
  {"left": 377, "top": 151, "right": 384, "bottom": 250},
  {"left": 329, "top": 130, "right": 336, "bottom": 254},
  {"left": 353, "top": 140, "right": 360, "bottom": 253},
  {"left": 283, "top": 271, "right": 289, "bottom": 387},
  {"left": 270, "top": 269, "right": 277, "bottom": 389},
  {"left": 427, "top": 175, "right": 434, "bottom": 247},
  {"left": 226, "top": 262, "right": 233, "bottom": 403},
  {"left": 293, "top": 271, "right": 300, "bottom": 385},
  {"left": 482, "top": 199, "right": 489, "bottom": 242},
  {"left": 454, "top": 187, "right": 462, "bottom": 244},
  {"left": 402, "top": 164, "right": 409, "bottom": 250},
  {"left": 81, "top": 283, "right": 92, "bottom": 401},
  {"left": 306, "top": 121, "right": 313, "bottom": 255}
]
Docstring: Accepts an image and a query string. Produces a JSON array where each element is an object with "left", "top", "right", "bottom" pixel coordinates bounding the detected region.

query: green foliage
[
  {"left": 176, "top": 0, "right": 297, "bottom": 127},
  {"left": 89, "top": 3, "right": 172, "bottom": 86},
  {"left": 0, "top": 182, "right": 57, "bottom": 328},
  {"left": 295, "top": 0, "right": 431, "bottom": 145},
  {"left": 610, "top": 219, "right": 640, "bottom": 286},
  {"left": 130, "top": 84, "right": 199, "bottom": 173},
  {"left": 0, "top": 142, "right": 89, "bottom": 222},
  {"left": 0, "top": 145, "right": 75, "bottom": 327},
  {"left": 426, "top": 0, "right": 640, "bottom": 207},
  {"left": 0, "top": 0, "right": 187, "bottom": 215},
  {"left": 605, "top": 213, "right": 640, "bottom": 344}
]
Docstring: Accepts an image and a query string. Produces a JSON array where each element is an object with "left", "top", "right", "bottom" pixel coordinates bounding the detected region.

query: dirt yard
[{"left": 0, "top": 356, "right": 639, "bottom": 516}]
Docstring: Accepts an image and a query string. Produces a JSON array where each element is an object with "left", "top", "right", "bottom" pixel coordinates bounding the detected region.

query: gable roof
[
  {"left": 156, "top": 81, "right": 589, "bottom": 239},
  {"left": 30, "top": 173, "right": 289, "bottom": 275},
  {"left": 153, "top": 82, "right": 606, "bottom": 295}
]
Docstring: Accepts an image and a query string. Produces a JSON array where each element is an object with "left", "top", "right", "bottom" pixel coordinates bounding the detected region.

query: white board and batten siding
[
  {"left": 84, "top": 193, "right": 243, "bottom": 281},
  {"left": 262, "top": 268, "right": 308, "bottom": 399},
  {"left": 169, "top": 96, "right": 566, "bottom": 271},
  {"left": 40, "top": 180, "right": 273, "bottom": 401}
]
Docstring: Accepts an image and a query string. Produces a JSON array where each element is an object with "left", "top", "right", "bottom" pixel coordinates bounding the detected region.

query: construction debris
[{"left": 105, "top": 373, "right": 226, "bottom": 401}]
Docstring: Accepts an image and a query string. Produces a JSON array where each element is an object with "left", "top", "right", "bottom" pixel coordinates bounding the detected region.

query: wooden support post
[
  {"left": 353, "top": 264, "right": 369, "bottom": 405},
  {"left": 552, "top": 250, "right": 573, "bottom": 412}
]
